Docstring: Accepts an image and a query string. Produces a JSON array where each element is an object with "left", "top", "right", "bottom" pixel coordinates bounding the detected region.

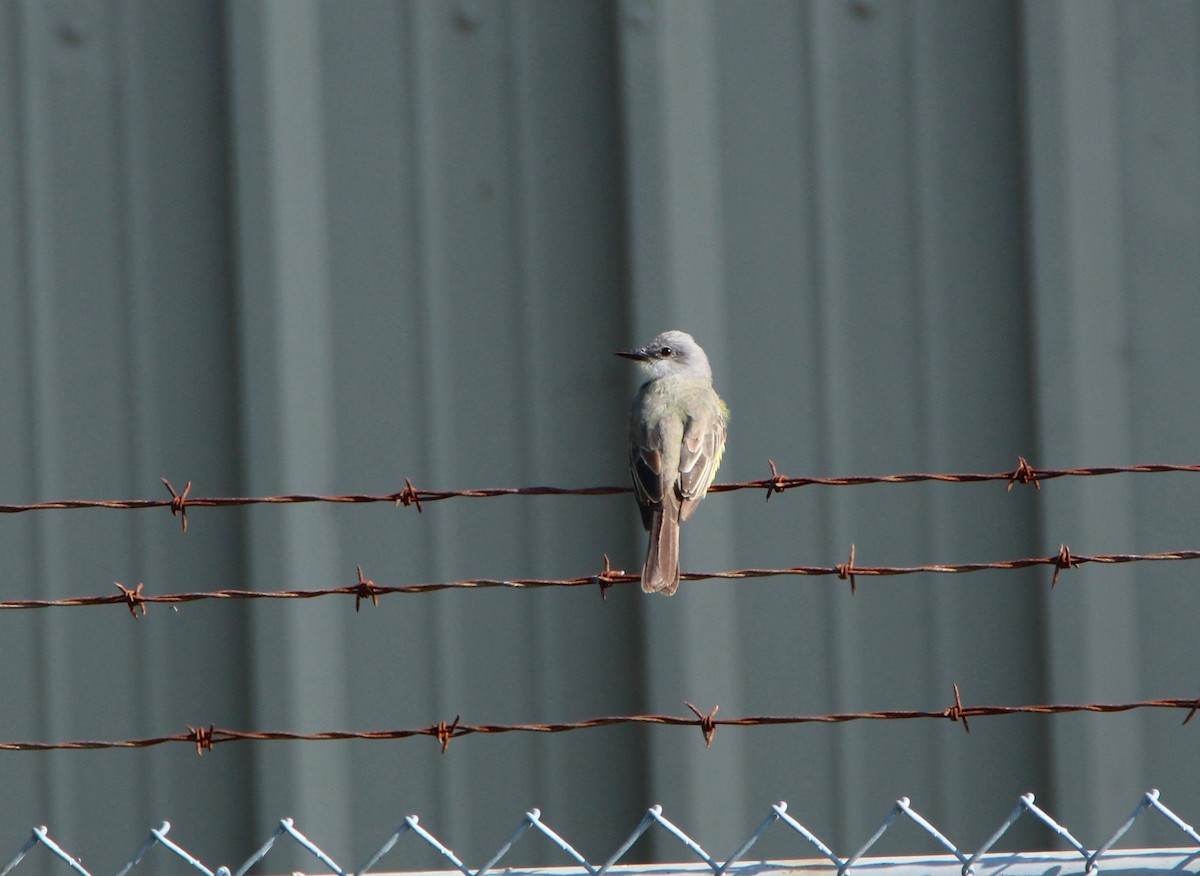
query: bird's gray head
[{"left": 615, "top": 330, "right": 712, "bottom": 380}]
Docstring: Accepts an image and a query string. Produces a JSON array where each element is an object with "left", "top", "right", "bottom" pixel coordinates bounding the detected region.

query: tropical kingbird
[{"left": 616, "top": 330, "right": 728, "bottom": 595}]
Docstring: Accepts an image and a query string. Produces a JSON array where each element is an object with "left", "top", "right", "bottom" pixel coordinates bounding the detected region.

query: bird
[{"left": 615, "top": 330, "right": 728, "bottom": 595}]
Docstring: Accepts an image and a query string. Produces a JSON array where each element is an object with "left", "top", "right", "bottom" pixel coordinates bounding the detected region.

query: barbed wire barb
[
  {"left": 354, "top": 565, "right": 380, "bottom": 612},
  {"left": 945, "top": 684, "right": 969, "bottom": 733},
  {"left": 684, "top": 702, "right": 719, "bottom": 748},
  {"left": 596, "top": 554, "right": 624, "bottom": 601},
  {"left": 188, "top": 725, "right": 214, "bottom": 756},
  {"left": 161, "top": 478, "right": 191, "bottom": 532},
  {"left": 113, "top": 582, "right": 146, "bottom": 619},
  {"left": 434, "top": 716, "right": 460, "bottom": 754},
  {"left": 1182, "top": 693, "right": 1200, "bottom": 726},
  {"left": 837, "top": 544, "right": 858, "bottom": 595},
  {"left": 764, "top": 458, "right": 789, "bottom": 501},
  {"left": 1007, "top": 456, "right": 1040, "bottom": 491},
  {"left": 1052, "top": 544, "right": 1079, "bottom": 588},
  {"left": 394, "top": 477, "right": 423, "bottom": 512}
]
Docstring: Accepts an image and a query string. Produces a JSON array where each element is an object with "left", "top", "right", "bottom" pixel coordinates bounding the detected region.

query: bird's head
[{"left": 615, "top": 330, "right": 712, "bottom": 380}]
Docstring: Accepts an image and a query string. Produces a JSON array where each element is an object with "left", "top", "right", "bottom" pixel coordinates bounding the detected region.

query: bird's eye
[{"left": 659, "top": 346, "right": 674, "bottom": 357}]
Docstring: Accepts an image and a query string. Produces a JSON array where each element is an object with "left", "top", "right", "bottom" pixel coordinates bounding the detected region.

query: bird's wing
[
  {"left": 678, "top": 411, "right": 726, "bottom": 521},
  {"left": 631, "top": 419, "right": 667, "bottom": 531}
]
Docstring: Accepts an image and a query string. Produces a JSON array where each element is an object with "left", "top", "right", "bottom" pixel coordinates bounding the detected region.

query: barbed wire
[
  {"left": 0, "top": 459, "right": 1198, "bottom": 531},
  {"left": 2, "top": 545, "right": 1197, "bottom": 615},
  {"left": 3, "top": 465, "right": 1197, "bottom": 771},
  {"left": 2, "top": 688, "right": 1197, "bottom": 754}
]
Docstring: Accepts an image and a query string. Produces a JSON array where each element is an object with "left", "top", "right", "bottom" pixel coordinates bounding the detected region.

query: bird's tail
[{"left": 642, "top": 499, "right": 681, "bottom": 595}]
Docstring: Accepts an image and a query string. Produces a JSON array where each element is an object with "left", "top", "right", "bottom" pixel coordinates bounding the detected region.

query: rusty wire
[
  {"left": 2, "top": 546, "right": 1198, "bottom": 614},
  {"left": 1, "top": 460, "right": 1200, "bottom": 530},
  {"left": 2, "top": 690, "right": 1197, "bottom": 754}
]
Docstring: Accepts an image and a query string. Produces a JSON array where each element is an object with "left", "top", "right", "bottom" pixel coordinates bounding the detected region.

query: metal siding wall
[
  {"left": 226, "top": 1, "right": 637, "bottom": 869},
  {"left": 616, "top": 0, "right": 748, "bottom": 852},
  {"left": 2, "top": 0, "right": 1200, "bottom": 870},
  {"left": 228, "top": 1, "right": 358, "bottom": 863},
  {"left": 1118, "top": 1, "right": 1200, "bottom": 845},
  {"left": 0, "top": 1, "right": 251, "bottom": 872},
  {"left": 613, "top": 0, "right": 1042, "bottom": 856},
  {"left": 1023, "top": 0, "right": 1140, "bottom": 840},
  {"left": 1023, "top": 0, "right": 1200, "bottom": 846}
]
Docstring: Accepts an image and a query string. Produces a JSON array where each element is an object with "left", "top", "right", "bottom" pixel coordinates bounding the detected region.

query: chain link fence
[{"left": 5, "top": 790, "right": 1198, "bottom": 876}]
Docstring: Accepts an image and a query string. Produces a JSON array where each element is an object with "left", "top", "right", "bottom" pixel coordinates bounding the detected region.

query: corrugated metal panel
[
  {"left": 226, "top": 1, "right": 639, "bottom": 869},
  {"left": 1, "top": 0, "right": 1199, "bottom": 872},
  {"left": 0, "top": 0, "right": 252, "bottom": 870},
  {"left": 610, "top": 0, "right": 1042, "bottom": 855},
  {"left": 1023, "top": 0, "right": 1200, "bottom": 843},
  {"left": 617, "top": 0, "right": 748, "bottom": 852}
]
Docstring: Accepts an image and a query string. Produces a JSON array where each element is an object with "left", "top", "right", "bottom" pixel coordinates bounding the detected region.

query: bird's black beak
[{"left": 615, "top": 346, "right": 651, "bottom": 362}]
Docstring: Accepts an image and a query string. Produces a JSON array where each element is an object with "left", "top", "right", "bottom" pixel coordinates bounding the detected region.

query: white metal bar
[{"left": 307, "top": 848, "right": 1200, "bottom": 876}]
